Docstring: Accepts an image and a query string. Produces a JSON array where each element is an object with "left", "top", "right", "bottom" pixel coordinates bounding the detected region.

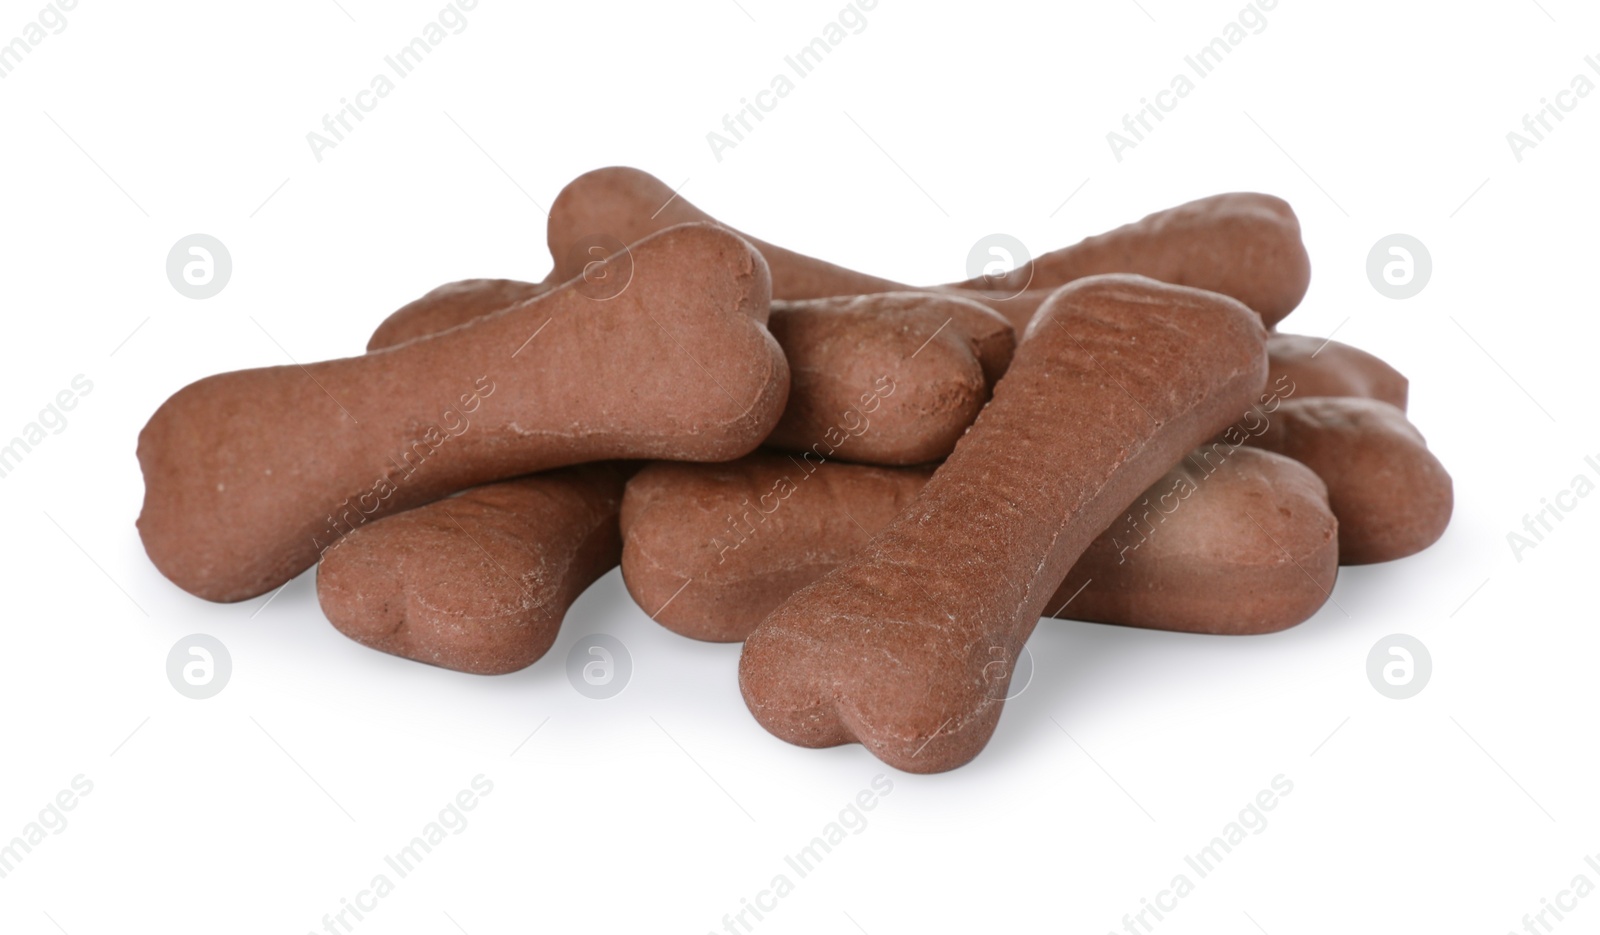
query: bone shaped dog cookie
[
  {"left": 367, "top": 280, "right": 1016, "bottom": 468},
  {"left": 620, "top": 445, "right": 1336, "bottom": 643},
  {"left": 544, "top": 167, "right": 1311, "bottom": 331},
  {"left": 317, "top": 465, "right": 628, "bottom": 674},
  {"left": 738, "top": 273, "right": 1268, "bottom": 773},
  {"left": 138, "top": 223, "right": 786, "bottom": 602}
]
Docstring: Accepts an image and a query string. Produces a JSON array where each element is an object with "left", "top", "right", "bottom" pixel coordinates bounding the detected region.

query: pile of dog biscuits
[{"left": 136, "top": 167, "right": 1452, "bottom": 773}]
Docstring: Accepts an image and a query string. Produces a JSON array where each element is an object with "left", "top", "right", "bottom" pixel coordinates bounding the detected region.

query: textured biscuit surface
[
  {"left": 368, "top": 281, "right": 1015, "bottom": 467},
  {"left": 766, "top": 293, "right": 1013, "bottom": 465},
  {"left": 947, "top": 193, "right": 1311, "bottom": 329},
  {"left": 545, "top": 167, "right": 1310, "bottom": 330},
  {"left": 1243, "top": 397, "right": 1452, "bottom": 564},
  {"left": 739, "top": 274, "right": 1268, "bottom": 773},
  {"left": 1053, "top": 447, "right": 1336, "bottom": 633},
  {"left": 623, "top": 447, "right": 1335, "bottom": 642},
  {"left": 620, "top": 454, "right": 935, "bottom": 641},
  {"left": 137, "top": 223, "right": 786, "bottom": 602},
  {"left": 318, "top": 465, "right": 625, "bottom": 674},
  {"left": 547, "top": 166, "right": 905, "bottom": 301},
  {"left": 367, "top": 279, "right": 552, "bottom": 352},
  {"left": 1266, "top": 332, "right": 1409, "bottom": 411}
]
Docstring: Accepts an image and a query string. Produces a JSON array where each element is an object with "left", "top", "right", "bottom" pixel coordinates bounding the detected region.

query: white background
[{"left": 2, "top": 1, "right": 1597, "bottom": 933}]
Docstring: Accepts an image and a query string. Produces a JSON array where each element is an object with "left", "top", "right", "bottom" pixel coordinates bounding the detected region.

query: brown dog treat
[
  {"left": 367, "top": 280, "right": 1014, "bottom": 467},
  {"left": 766, "top": 293, "right": 1014, "bottom": 465},
  {"left": 137, "top": 222, "right": 787, "bottom": 603},
  {"left": 1049, "top": 447, "right": 1336, "bottom": 633},
  {"left": 1266, "top": 332, "right": 1409, "bottom": 411},
  {"left": 544, "top": 168, "right": 1310, "bottom": 329},
  {"left": 621, "top": 447, "right": 1332, "bottom": 643},
  {"left": 1239, "top": 397, "right": 1451, "bottom": 564},
  {"left": 317, "top": 465, "right": 625, "bottom": 674},
  {"left": 621, "top": 454, "right": 935, "bottom": 641},
  {"left": 939, "top": 286, "right": 1053, "bottom": 335},
  {"left": 547, "top": 166, "right": 906, "bottom": 300},
  {"left": 947, "top": 194, "right": 1311, "bottom": 329},
  {"left": 371, "top": 281, "right": 1016, "bottom": 384},
  {"left": 739, "top": 274, "right": 1267, "bottom": 773},
  {"left": 892, "top": 294, "right": 1014, "bottom": 387},
  {"left": 367, "top": 279, "right": 552, "bottom": 352}
]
